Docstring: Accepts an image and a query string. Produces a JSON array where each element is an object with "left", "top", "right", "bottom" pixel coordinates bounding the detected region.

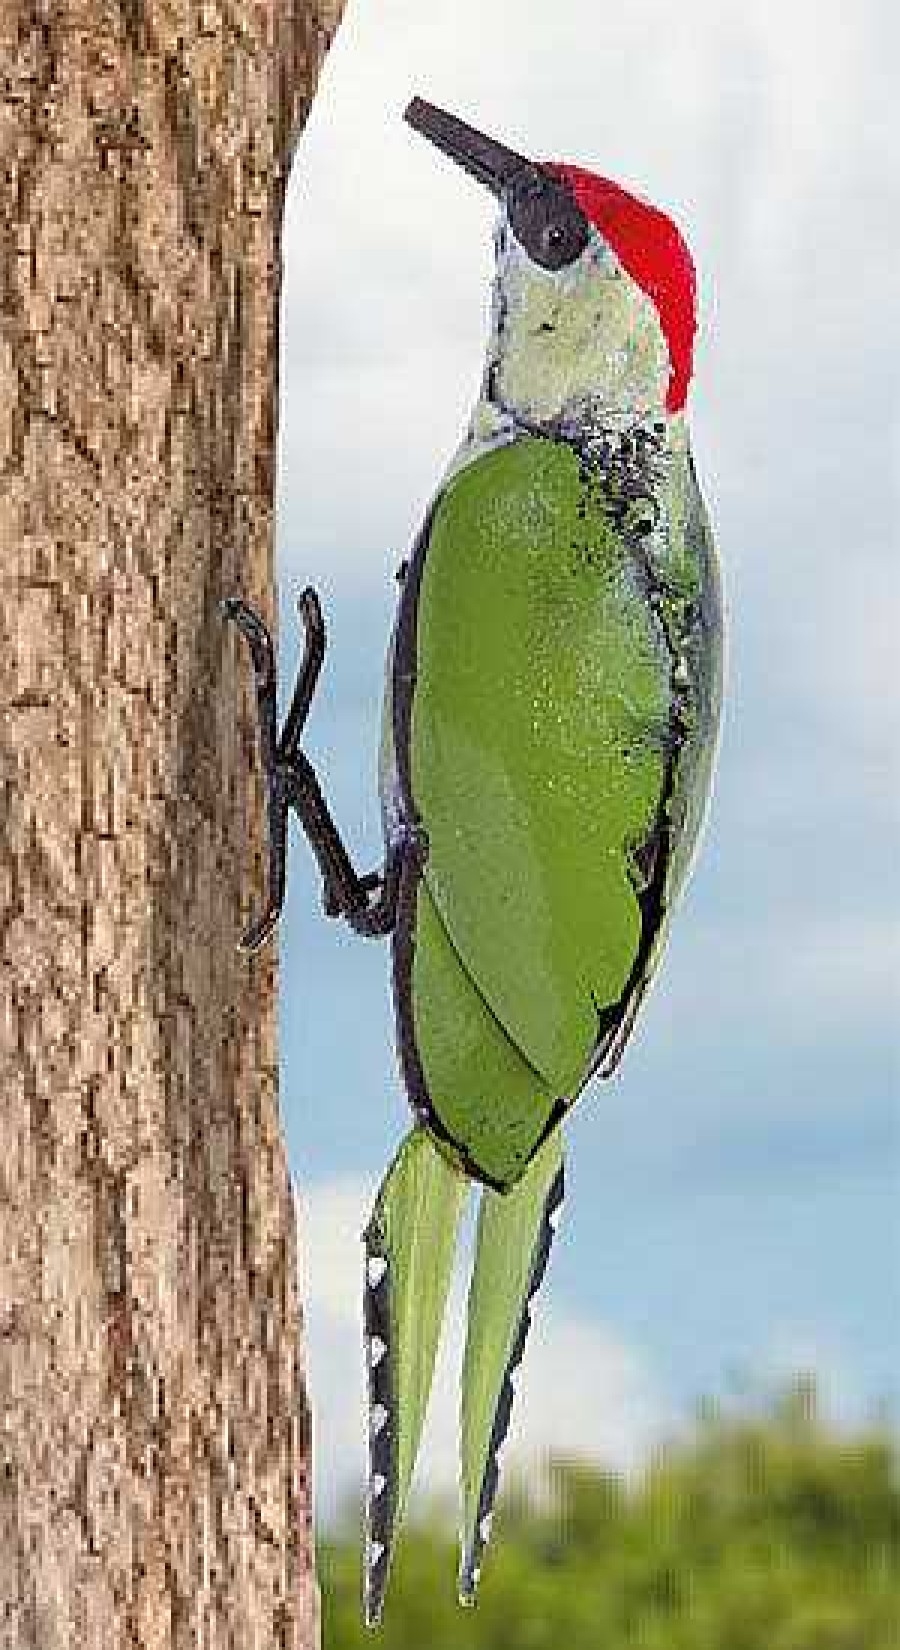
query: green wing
[
  {"left": 405, "top": 432, "right": 722, "bottom": 1109},
  {"left": 660, "top": 446, "right": 724, "bottom": 905},
  {"left": 362, "top": 1127, "right": 468, "bottom": 1625},
  {"left": 459, "top": 1130, "right": 564, "bottom": 1602},
  {"left": 409, "top": 876, "right": 557, "bottom": 1190},
  {"left": 592, "top": 444, "right": 724, "bottom": 1077},
  {"left": 410, "top": 434, "right": 672, "bottom": 1099}
]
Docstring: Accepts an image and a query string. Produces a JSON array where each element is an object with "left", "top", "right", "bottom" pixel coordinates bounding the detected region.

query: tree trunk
[{"left": 0, "top": 1, "right": 343, "bottom": 1645}]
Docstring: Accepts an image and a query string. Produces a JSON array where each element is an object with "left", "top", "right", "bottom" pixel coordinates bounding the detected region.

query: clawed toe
[
  {"left": 223, "top": 585, "right": 398, "bottom": 948},
  {"left": 238, "top": 904, "right": 282, "bottom": 954},
  {"left": 221, "top": 597, "right": 275, "bottom": 687}
]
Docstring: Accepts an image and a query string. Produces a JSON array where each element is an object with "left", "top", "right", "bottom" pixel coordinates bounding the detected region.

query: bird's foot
[{"left": 222, "top": 589, "right": 399, "bottom": 948}]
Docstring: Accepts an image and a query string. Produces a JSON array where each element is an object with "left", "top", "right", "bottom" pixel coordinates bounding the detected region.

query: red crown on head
[{"left": 544, "top": 163, "right": 697, "bottom": 414}]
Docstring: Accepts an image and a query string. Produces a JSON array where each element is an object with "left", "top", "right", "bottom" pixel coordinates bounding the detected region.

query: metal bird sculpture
[{"left": 222, "top": 95, "right": 723, "bottom": 1626}]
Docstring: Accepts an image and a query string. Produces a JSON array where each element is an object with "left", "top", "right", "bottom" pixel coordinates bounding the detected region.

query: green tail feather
[
  {"left": 459, "top": 1131, "right": 565, "bottom": 1603},
  {"left": 362, "top": 1126, "right": 468, "bottom": 1626}
]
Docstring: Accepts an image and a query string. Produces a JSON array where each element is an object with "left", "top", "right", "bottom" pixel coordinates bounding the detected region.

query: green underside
[
  {"left": 412, "top": 879, "right": 555, "bottom": 1189},
  {"left": 407, "top": 436, "right": 672, "bottom": 1180}
]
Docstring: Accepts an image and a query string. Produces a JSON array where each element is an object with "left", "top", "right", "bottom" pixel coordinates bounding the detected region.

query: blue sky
[{"left": 262, "top": 0, "right": 898, "bottom": 1524}]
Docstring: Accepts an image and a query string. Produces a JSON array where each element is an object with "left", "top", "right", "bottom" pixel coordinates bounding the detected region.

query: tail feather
[
  {"left": 362, "top": 1126, "right": 467, "bottom": 1626},
  {"left": 458, "top": 1133, "right": 565, "bottom": 1603}
]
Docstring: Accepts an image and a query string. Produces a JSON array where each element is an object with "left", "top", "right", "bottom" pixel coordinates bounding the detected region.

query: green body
[
  {"left": 386, "top": 423, "right": 722, "bottom": 1191},
  {"left": 360, "top": 117, "right": 724, "bottom": 1621}
]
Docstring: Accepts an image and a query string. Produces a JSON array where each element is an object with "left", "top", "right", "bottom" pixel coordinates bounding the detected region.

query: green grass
[{"left": 319, "top": 1382, "right": 900, "bottom": 1649}]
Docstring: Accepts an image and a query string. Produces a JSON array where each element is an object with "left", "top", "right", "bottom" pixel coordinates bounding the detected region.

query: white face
[{"left": 488, "top": 211, "right": 672, "bottom": 425}]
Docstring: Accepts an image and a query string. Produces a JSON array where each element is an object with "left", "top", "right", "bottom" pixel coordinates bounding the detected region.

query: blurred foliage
[{"left": 318, "top": 1381, "right": 900, "bottom": 1649}]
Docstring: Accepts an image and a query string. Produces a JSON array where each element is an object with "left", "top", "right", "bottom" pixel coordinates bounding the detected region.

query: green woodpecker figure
[{"left": 223, "top": 98, "right": 723, "bottom": 1625}]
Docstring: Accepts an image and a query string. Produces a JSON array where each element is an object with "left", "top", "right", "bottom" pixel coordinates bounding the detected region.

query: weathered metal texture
[{"left": 0, "top": 1, "right": 342, "bottom": 1645}]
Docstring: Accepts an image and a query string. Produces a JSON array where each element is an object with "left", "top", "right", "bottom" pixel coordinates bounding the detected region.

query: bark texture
[{"left": 0, "top": 1, "right": 343, "bottom": 1645}]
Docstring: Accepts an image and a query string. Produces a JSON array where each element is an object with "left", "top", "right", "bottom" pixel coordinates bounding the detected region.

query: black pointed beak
[
  {"left": 404, "top": 96, "right": 537, "bottom": 197},
  {"left": 405, "top": 96, "right": 591, "bottom": 273}
]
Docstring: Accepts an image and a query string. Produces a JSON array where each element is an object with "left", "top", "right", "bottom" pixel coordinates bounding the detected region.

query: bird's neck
[
  {"left": 477, "top": 251, "right": 673, "bottom": 437},
  {"left": 448, "top": 374, "right": 687, "bottom": 482}
]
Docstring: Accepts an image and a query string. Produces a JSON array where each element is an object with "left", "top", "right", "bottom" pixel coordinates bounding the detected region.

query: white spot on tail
[
  {"left": 369, "top": 1334, "right": 387, "bottom": 1367},
  {"left": 370, "top": 1404, "right": 389, "bottom": 1437},
  {"left": 367, "top": 1255, "right": 388, "bottom": 1288},
  {"left": 370, "top": 1473, "right": 386, "bottom": 1499}
]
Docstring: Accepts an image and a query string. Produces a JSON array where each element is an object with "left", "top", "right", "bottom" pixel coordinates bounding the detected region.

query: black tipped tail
[
  {"left": 362, "top": 1236, "right": 394, "bottom": 1627},
  {"left": 360, "top": 1129, "right": 468, "bottom": 1625},
  {"left": 458, "top": 1139, "right": 565, "bottom": 1603}
]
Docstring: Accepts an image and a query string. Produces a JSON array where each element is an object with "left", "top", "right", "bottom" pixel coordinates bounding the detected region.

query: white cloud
[
  {"left": 295, "top": 1173, "right": 676, "bottom": 1527},
  {"left": 276, "top": 351, "right": 475, "bottom": 588},
  {"left": 295, "top": 1174, "right": 374, "bottom": 1528},
  {"left": 748, "top": 1325, "right": 870, "bottom": 1431}
]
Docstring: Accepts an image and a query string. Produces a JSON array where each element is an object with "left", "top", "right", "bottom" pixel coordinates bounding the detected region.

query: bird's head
[{"left": 405, "top": 97, "right": 697, "bottom": 428}]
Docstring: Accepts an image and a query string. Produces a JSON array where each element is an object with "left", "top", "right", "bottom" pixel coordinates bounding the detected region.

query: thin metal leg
[
  {"left": 348, "top": 853, "right": 403, "bottom": 938},
  {"left": 279, "top": 587, "right": 325, "bottom": 761},
  {"left": 238, "top": 768, "right": 288, "bottom": 954},
  {"left": 222, "top": 591, "right": 401, "bottom": 951},
  {"left": 221, "top": 597, "right": 277, "bottom": 767}
]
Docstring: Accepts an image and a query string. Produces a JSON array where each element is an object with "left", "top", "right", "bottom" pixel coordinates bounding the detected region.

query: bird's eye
[{"left": 507, "top": 173, "right": 590, "bottom": 271}]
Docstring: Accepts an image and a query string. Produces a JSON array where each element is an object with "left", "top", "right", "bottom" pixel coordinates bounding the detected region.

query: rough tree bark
[{"left": 0, "top": 1, "right": 343, "bottom": 1645}]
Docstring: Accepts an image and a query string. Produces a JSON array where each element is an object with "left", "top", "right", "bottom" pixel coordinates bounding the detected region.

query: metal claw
[
  {"left": 279, "top": 587, "right": 326, "bottom": 761},
  {"left": 221, "top": 597, "right": 278, "bottom": 767},
  {"left": 222, "top": 587, "right": 400, "bottom": 948}
]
